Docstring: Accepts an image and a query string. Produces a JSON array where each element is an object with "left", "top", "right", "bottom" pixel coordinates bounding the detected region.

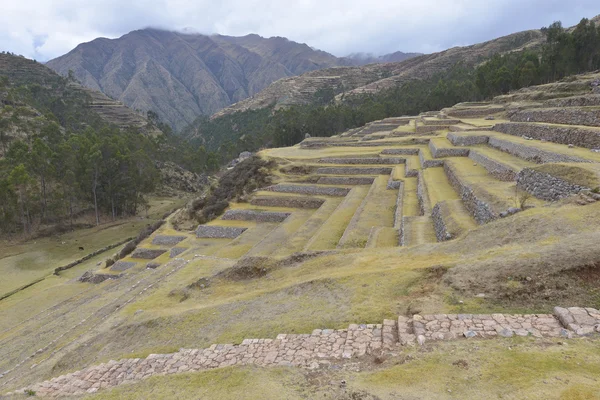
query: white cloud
[{"left": 1, "top": 0, "right": 599, "bottom": 61}]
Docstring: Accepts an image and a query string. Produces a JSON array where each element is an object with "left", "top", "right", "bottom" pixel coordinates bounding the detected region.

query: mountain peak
[{"left": 46, "top": 30, "right": 419, "bottom": 130}]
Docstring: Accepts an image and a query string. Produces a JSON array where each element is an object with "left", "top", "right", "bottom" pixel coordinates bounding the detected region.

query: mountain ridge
[{"left": 46, "top": 29, "right": 420, "bottom": 131}]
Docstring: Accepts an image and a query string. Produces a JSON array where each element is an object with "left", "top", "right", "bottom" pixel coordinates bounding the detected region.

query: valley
[{"left": 2, "top": 70, "right": 600, "bottom": 398}]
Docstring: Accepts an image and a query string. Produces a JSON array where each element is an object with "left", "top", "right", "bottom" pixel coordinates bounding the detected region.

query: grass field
[{"left": 4, "top": 82, "right": 600, "bottom": 398}]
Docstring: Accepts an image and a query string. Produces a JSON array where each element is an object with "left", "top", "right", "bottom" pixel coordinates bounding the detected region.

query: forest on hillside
[
  {"left": 182, "top": 18, "right": 600, "bottom": 160},
  {"left": 1, "top": 17, "right": 599, "bottom": 235}
]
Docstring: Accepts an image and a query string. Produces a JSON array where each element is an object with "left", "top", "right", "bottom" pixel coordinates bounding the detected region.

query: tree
[{"left": 9, "top": 164, "right": 34, "bottom": 233}]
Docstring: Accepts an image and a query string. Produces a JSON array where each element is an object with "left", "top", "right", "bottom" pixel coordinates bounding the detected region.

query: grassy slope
[{"left": 0, "top": 196, "right": 184, "bottom": 298}]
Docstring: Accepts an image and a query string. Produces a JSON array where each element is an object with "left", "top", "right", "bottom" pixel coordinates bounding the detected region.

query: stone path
[{"left": 11, "top": 306, "right": 600, "bottom": 397}]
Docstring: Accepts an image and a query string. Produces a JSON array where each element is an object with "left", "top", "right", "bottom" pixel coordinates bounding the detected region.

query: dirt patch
[
  {"left": 215, "top": 257, "right": 276, "bottom": 281},
  {"left": 446, "top": 232, "right": 600, "bottom": 310}
]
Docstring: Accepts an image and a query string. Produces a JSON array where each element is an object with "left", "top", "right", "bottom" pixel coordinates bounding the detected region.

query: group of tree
[
  {"left": 184, "top": 18, "right": 600, "bottom": 155},
  {"left": 476, "top": 18, "right": 600, "bottom": 97},
  {"left": 0, "top": 123, "right": 159, "bottom": 234},
  {"left": 0, "top": 56, "right": 163, "bottom": 235}
]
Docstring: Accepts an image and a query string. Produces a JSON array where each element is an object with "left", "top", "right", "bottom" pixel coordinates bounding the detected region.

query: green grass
[
  {"left": 338, "top": 176, "right": 397, "bottom": 248},
  {"left": 533, "top": 163, "right": 600, "bottom": 189},
  {"left": 402, "top": 177, "right": 420, "bottom": 217},
  {"left": 305, "top": 186, "right": 370, "bottom": 250},
  {"left": 423, "top": 167, "right": 460, "bottom": 206}
]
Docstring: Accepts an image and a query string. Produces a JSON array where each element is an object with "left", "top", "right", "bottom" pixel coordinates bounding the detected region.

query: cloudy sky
[{"left": 2, "top": 0, "right": 600, "bottom": 61}]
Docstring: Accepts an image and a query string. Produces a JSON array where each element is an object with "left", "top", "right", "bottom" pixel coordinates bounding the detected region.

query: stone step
[{"left": 494, "top": 121, "right": 600, "bottom": 149}]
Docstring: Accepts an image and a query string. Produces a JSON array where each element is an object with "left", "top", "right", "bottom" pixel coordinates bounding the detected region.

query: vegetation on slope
[
  {"left": 184, "top": 18, "right": 600, "bottom": 159},
  {"left": 0, "top": 54, "right": 202, "bottom": 236}
]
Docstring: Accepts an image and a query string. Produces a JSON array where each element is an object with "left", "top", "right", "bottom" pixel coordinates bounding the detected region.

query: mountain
[
  {"left": 212, "top": 28, "right": 545, "bottom": 118},
  {"left": 344, "top": 51, "right": 423, "bottom": 65},
  {"left": 46, "top": 29, "right": 416, "bottom": 131}
]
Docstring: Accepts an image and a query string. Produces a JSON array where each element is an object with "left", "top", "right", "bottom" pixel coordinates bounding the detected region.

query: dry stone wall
[
  {"left": 446, "top": 132, "right": 490, "bottom": 146},
  {"left": 468, "top": 150, "right": 517, "bottom": 181},
  {"left": 416, "top": 124, "right": 451, "bottom": 134},
  {"left": 221, "top": 210, "right": 291, "bottom": 223},
  {"left": 152, "top": 235, "right": 186, "bottom": 246},
  {"left": 18, "top": 306, "right": 600, "bottom": 397},
  {"left": 265, "top": 184, "right": 350, "bottom": 197},
  {"left": 318, "top": 158, "right": 405, "bottom": 164},
  {"left": 488, "top": 137, "right": 588, "bottom": 164},
  {"left": 494, "top": 122, "right": 600, "bottom": 149},
  {"left": 381, "top": 148, "right": 420, "bottom": 155},
  {"left": 446, "top": 107, "right": 504, "bottom": 118},
  {"left": 130, "top": 249, "right": 167, "bottom": 260},
  {"left": 251, "top": 196, "right": 325, "bottom": 209},
  {"left": 196, "top": 226, "right": 247, "bottom": 239},
  {"left": 421, "top": 118, "right": 461, "bottom": 125},
  {"left": 510, "top": 108, "right": 600, "bottom": 128},
  {"left": 316, "top": 167, "right": 392, "bottom": 175},
  {"left": 317, "top": 177, "right": 374, "bottom": 186},
  {"left": 429, "top": 141, "right": 470, "bottom": 158},
  {"left": 517, "top": 168, "right": 589, "bottom": 201},
  {"left": 418, "top": 150, "right": 445, "bottom": 168},
  {"left": 443, "top": 162, "right": 497, "bottom": 224},
  {"left": 544, "top": 95, "right": 600, "bottom": 108}
]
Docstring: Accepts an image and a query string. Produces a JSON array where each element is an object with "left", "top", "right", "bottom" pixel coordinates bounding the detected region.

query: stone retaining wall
[
  {"left": 510, "top": 108, "right": 600, "bottom": 128},
  {"left": 443, "top": 162, "right": 497, "bottom": 224},
  {"left": 421, "top": 118, "right": 461, "bottom": 125},
  {"left": 330, "top": 139, "right": 431, "bottom": 147},
  {"left": 19, "top": 306, "right": 600, "bottom": 397},
  {"left": 417, "top": 171, "right": 431, "bottom": 216},
  {"left": 251, "top": 196, "right": 325, "bottom": 209},
  {"left": 196, "top": 226, "right": 247, "bottom": 239},
  {"left": 446, "top": 132, "right": 490, "bottom": 146},
  {"left": 316, "top": 167, "right": 393, "bottom": 175},
  {"left": 380, "top": 148, "right": 420, "bottom": 155},
  {"left": 544, "top": 95, "right": 600, "bottom": 108},
  {"left": 429, "top": 141, "right": 470, "bottom": 158},
  {"left": 221, "top": 210, "right": 291, "bottom": 223},
  {"left": 431, "top": 202, "right": 449, "bottom": 242},
  {"left": 151, "top": 235, "right": 186, "bottom": 246},
  {"left": 488, "top": 137, "right": 589, "bottom": 164},
  {"left": 265, "top": 184, "right": 350, "bottom": 197},
  {"left": 516, "top": 168, "right": 589, "bottom": 201},
  {"left": 130, "top": 248, "right": 167, "bottom": 260},
  {"left": 468, "top": 150, "right": 517, "bottom": 181},
  {"left": 394, "top": 182, "right": 404, "bottom": 230},
  {"left": 416, "top": 124, "right": 451, "bottom": 134},
  {"left": 494, "top": 122, "right": 600, "bottom": 149},
  {"left": 419, "top": 150, "right": 445, "bottom": 169},
  {"left": 446, "top": 107, "right": 504, "bottom": 118},
  {"left": 318, "top": 158, "right": 405, "bottom": 164}
]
